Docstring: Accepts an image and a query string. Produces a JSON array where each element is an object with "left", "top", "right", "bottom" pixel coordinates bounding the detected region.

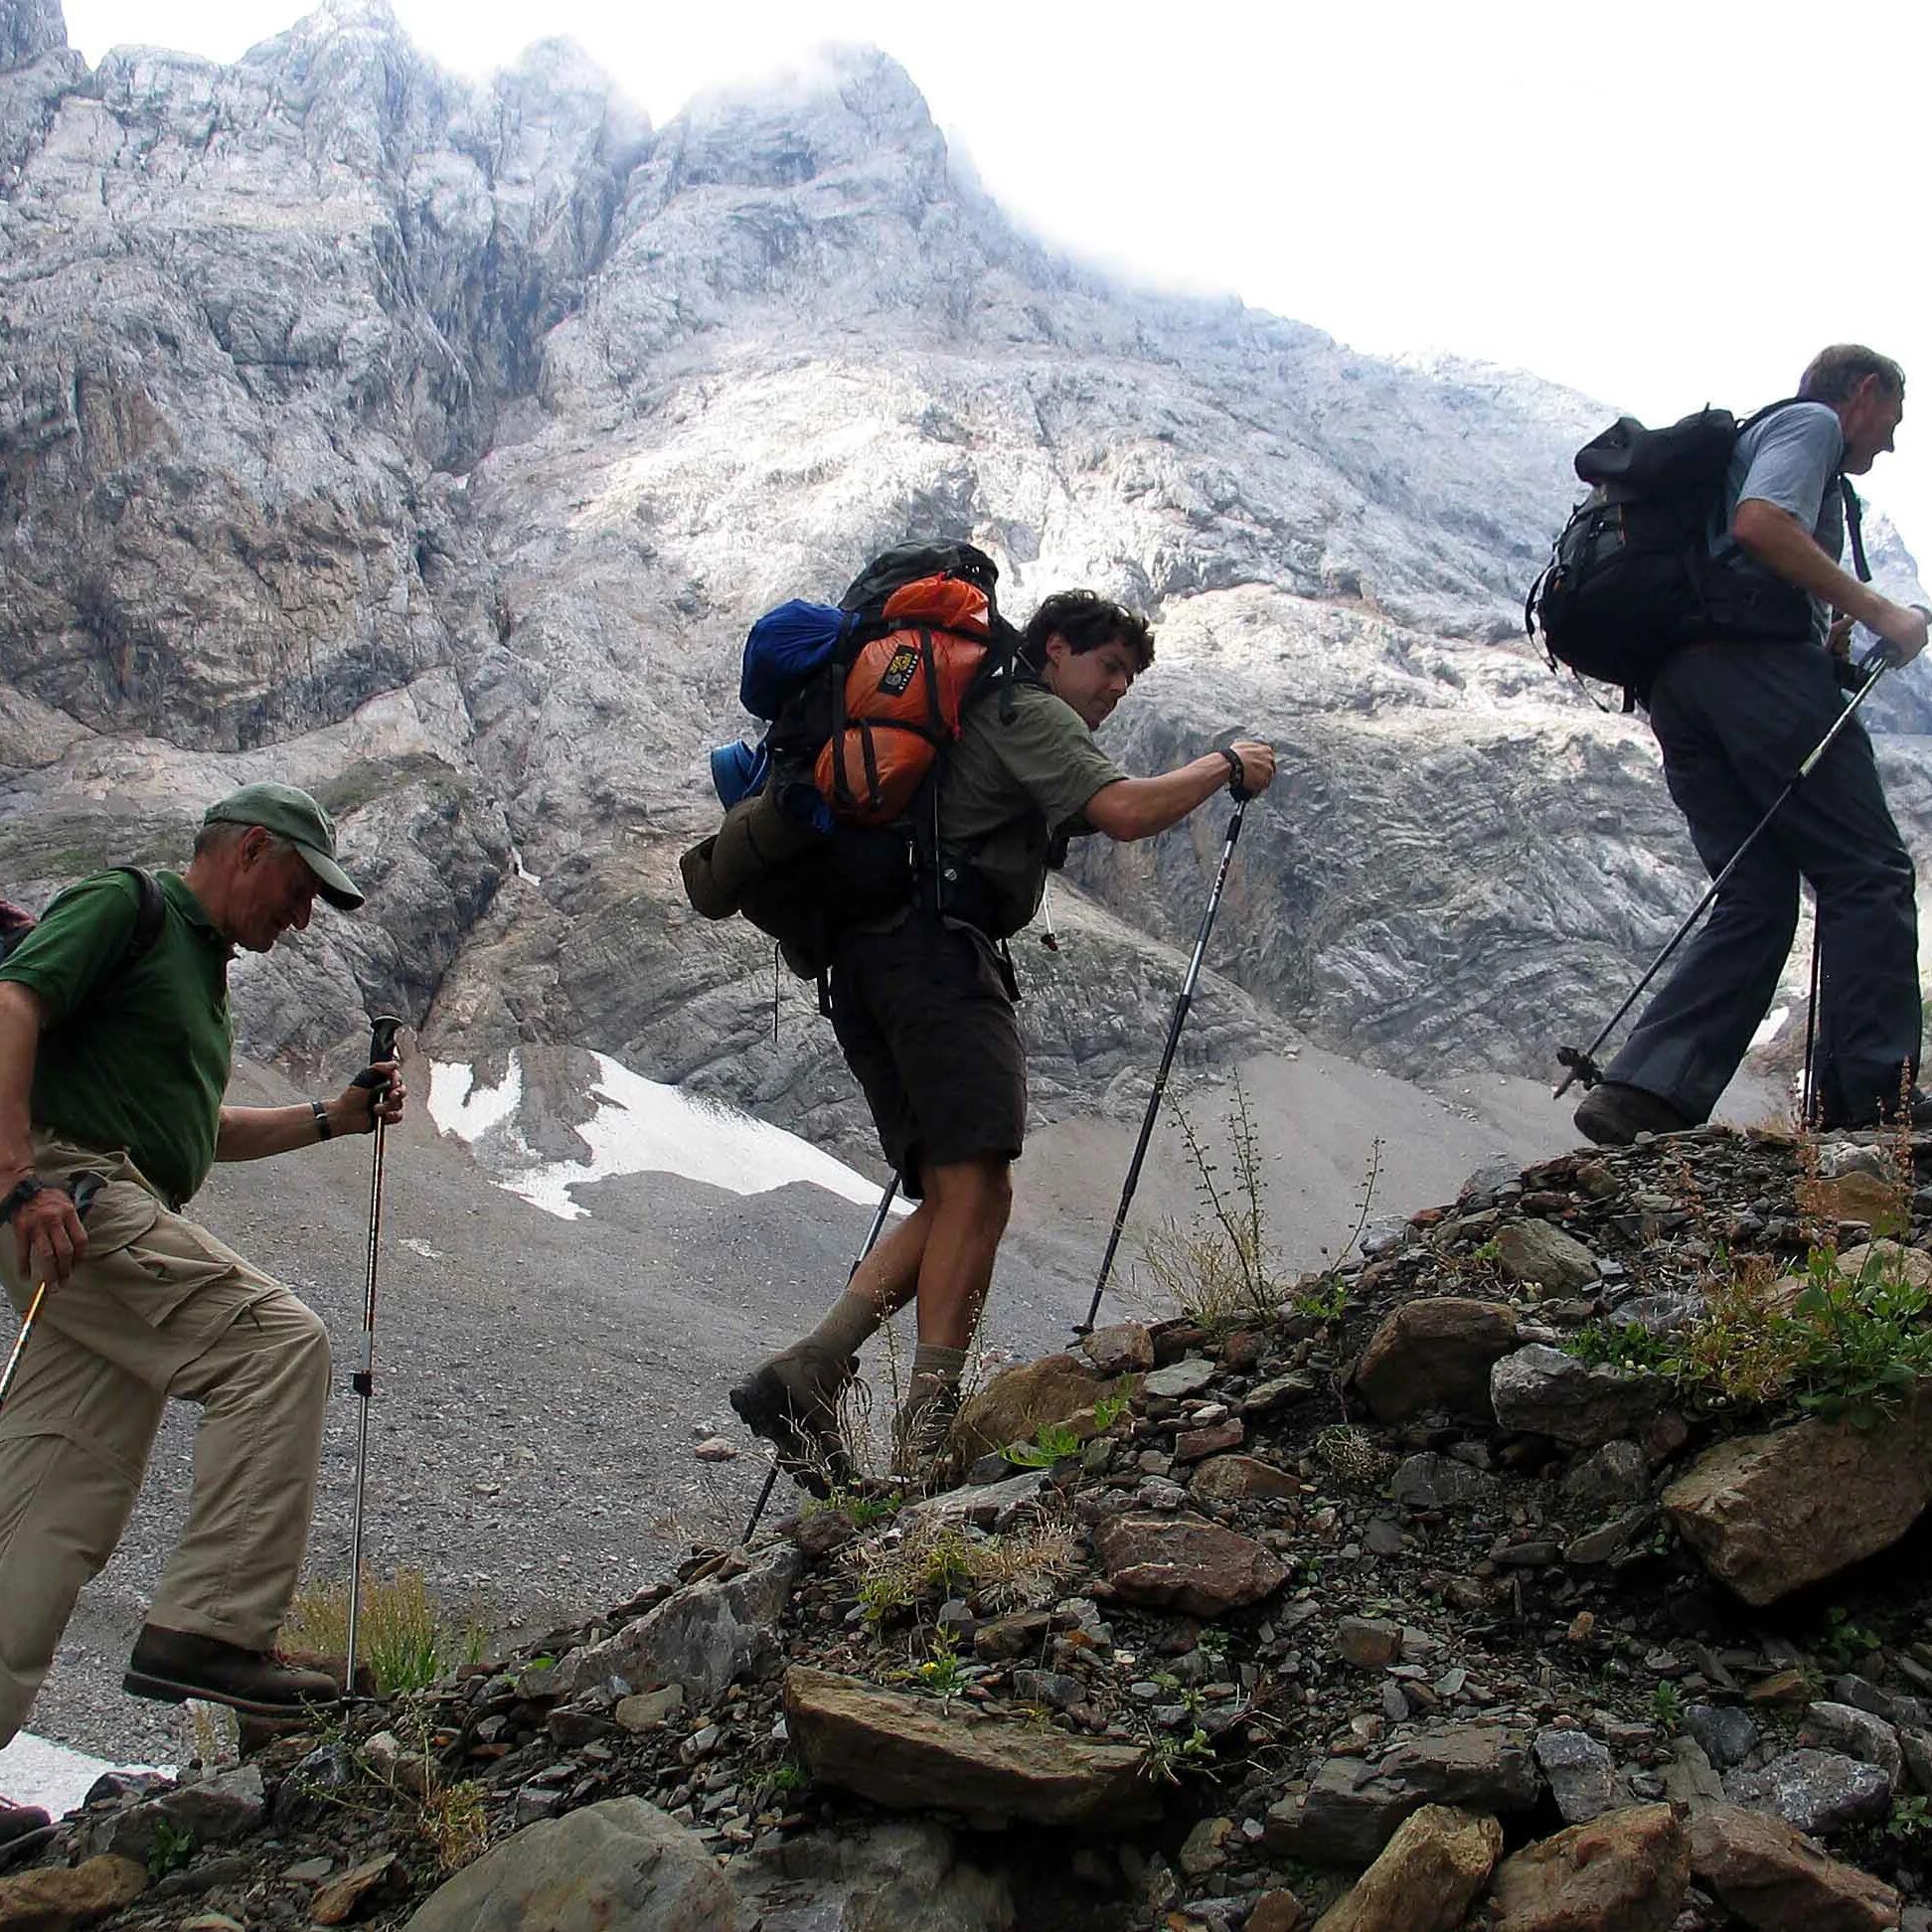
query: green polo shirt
[{"left": 0, "top": 870, "right": 233, "bottom": 1208}]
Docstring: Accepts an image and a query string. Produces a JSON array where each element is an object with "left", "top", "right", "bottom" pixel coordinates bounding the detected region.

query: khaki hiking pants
[{"left": 0, "top": 1133, "right": 330, "bottom": 1748}]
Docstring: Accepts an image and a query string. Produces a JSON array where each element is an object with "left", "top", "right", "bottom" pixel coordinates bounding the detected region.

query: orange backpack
[{"left": 815, "top": 574, "right": 994, "bottom": 825}]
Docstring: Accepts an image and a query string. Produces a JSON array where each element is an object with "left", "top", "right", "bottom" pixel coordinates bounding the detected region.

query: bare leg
[{"left": 913, "top": 1156, "right": 1012, "bottom": 1350}]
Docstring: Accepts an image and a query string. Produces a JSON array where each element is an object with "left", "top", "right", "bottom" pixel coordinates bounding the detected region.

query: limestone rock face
[
  {"left": 1663, "top": 1396, "right": 1932, "bottom": 1606},
  {"left": 7, "top": 2, "right": 1926, "bottom": 1133}
]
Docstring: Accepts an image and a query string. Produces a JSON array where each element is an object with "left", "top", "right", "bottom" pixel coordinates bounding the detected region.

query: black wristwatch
[{"left": 0, "top": 1176, "right": 48, "bottom": 1225}]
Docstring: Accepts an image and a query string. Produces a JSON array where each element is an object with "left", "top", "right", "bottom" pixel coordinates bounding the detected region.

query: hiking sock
[
  {"left": 802, "top": 1289, "right": 887, "bottom": 1365},
  {"left": 909, "top": 1343, "right": 968, "bottom": 1385}
]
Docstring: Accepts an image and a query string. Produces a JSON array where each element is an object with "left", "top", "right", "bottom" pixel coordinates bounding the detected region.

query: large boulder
[
  {"left": 77, "top": 1765, "right": 266, "bottom": 1864},
  {"left": 1663, "top": 1394, "right": 1932, "bottom": 1605},
  {"left": 1092, "top": 1512, "right": 1286, "bottom": 1616},
  {"left": 1690, "top": 1803, "right": 1900, "bottom": 1931},
  {"left": 1486, "top": 1804, "right": 1690, "bottom": 1932},
  {"left": 783, "top": 1667, "right": 1159, "bottom": 1831},
  {"left": 1353, "top": 1298, "right": 1519, "bottom": 1422},
  {"left": 1312, "top": 1804, "right": 1503, "bottom": 1932},
  {"left": 557, "top": 1542, "right": 799, "bottom": 1700},
  {"left": 401, "top": 1798, "right": 735, "bottom": 1932}
]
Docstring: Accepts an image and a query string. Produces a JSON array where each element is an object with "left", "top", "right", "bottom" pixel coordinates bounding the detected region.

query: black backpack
[
  {"left": 1525, "top": 400, "right": 1866, "bottom": 703},
  {"left": 0, "top": 867, "right": 167, "bottom": 1017},
  {"left": 682, "top": 543, "right": 1031, "bottom": 997}
]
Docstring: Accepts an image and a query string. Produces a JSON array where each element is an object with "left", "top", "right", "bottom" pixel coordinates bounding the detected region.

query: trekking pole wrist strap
[
  {"left": 311, "top": 1099, "right": 333, "bottom": 1142},
  {"left": 1217, "top": 746, "right": 1245, "bottom": 793}
]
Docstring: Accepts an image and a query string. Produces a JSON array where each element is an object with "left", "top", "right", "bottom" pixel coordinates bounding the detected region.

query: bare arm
[
  {"left": 1083, "top": 740, "right": 1276, "bottom": 842},
  {"left": 215, "top": 1060, "right": 408, "bottom": 1162},
  {"left": 1732, "top": 500, "right": 1928, "bottom": 661},
  {"left": 0, "top": 979, "right": 89, "bottom": 1282}
]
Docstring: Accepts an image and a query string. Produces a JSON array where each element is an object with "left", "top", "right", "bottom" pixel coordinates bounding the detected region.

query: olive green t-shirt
[
  {"left": 0, "top": 870, "right": 233, "bottom": 1208},
  {"left": 938, "top": 682, "right": 1126, "bottom": 931}
]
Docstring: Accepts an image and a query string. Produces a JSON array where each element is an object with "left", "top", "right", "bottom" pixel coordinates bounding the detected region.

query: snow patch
[
  {"left": 428, "top": 1057, "right": 525, "bottom": 1142},
  {"left": 1750, "top": 1006, "right": 1789, "bottom": 1050},
  {"left": 428, "top": 1050, "right": 901, "bottom": 1222},
  {"left": 0, "top": 1733, "right": 164, "bottom": 1819}
]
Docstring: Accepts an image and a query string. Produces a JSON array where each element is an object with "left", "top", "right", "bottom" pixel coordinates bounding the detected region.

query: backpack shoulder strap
[
  {"left": 115, "top": 867, "right": 166, "bottom": 969},
  {"left": 1840, "top": 476, "right": 1871, "bottom": 583}
]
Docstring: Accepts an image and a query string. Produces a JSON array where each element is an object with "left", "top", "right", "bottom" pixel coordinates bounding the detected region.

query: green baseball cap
[{"left": 202, "top": 782, "right": 365, "bottom": 911}]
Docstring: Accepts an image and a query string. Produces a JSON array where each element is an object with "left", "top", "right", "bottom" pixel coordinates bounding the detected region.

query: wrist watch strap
[{"left": 0, "top": 1175, "right": 48, "bottom": 1225}]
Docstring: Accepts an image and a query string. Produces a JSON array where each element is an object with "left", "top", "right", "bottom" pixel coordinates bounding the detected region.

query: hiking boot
[
  {"left": 890, "top": 1373, "right": 962, "bottom": 1481},
  {"left": 728, "top": 1344, "right": 856, "bottom": 1499},
  {"left": 1573, "top": 1082, "right": 1692, "bottom": 1148},
  {"left": 0, "top": 1802, "right": 50, "bottom": 1849},
  {"left": 122, "top": 1625, "right": 339, "bottom": 1718}
]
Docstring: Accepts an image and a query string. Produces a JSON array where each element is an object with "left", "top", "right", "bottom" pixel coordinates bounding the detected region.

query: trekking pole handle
[
  {"left": 68, "top": 1173, "right": 105, "bottom": 1219},
  {"left": 355, "top": 1017, "right": 404, "bottom": 1102}
]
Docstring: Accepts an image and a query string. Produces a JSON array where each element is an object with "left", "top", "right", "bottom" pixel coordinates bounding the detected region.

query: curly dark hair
[{"left": 1022, "top": 590, "right": 1155, "bottom": 673}]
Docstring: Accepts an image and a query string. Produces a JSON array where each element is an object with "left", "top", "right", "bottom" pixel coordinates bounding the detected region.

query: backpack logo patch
[{"left": 877, "top": 645, "right": 921, "bottom": 699}]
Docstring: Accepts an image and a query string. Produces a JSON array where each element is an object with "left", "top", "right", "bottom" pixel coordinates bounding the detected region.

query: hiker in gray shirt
[{"left": 1576, "top": 344, "right": 1929, "bottom": 1144}]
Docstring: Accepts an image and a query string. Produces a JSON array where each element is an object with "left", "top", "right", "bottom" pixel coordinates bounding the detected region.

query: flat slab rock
[
  {"left": 1723, "top": 1750, "right": 1894, "bottom": 1838},
  {"left": 783, "top": 1666, "right": 1159, "bottom": 1831},
  {"left": 1664, "top": 1393, "right": 1932, "bottom": 1605},
  {"left": 1265, "top": 1726, "right": 1538, "bottom": 1863},
  {"left": 1092, "top": 1512, "right": 1286, "bottom": 1617}
]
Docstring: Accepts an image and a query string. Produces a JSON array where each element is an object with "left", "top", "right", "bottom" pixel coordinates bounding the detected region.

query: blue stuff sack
[{"left": 739, "top": 600, "right": 855, "bottom": 722}]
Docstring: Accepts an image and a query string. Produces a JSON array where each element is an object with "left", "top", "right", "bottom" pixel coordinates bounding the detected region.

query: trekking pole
[
  {"left": 1554, "top": 658, "right": 1890, "bottom": 1099},
  {"left": 740, "top": 1166, "right": 900, "bottom": 1546},
  {"left": 0, "top": 1174, "right": 105, "bottom": 1415},
  {"left": 1075, "top": 783, "right": 1251, "bottom": 1337},
  {"left": 345, "top": 1015, "right": 402, "bottom": 1696},
  {"left": 1800, "top": 907, "right": 1823, "bottom": 1128}
]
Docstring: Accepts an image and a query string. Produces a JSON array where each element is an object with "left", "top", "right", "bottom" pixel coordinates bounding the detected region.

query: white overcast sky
[{"left": 59, "top": 0, "right": 1932, "bottom": 557}]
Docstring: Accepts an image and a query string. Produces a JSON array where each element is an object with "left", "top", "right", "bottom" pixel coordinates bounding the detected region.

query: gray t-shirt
[{"left": 1709, "top": 400, "right": 1845, "bottom": 640}]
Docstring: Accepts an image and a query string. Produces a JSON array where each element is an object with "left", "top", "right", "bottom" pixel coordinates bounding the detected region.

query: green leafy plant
[
  {"left": 909, "top": 1630, "right": 970, "bottom": 1700},
  {"left": 1818, "top": 1605, "right": 1883, "bottom": 1670},
  {"left": 146, "top": 1817, "right": 195, "bottom": 1881},
  {"left": 1092, "top": 1392, "right": 1132, "bottom": 1432},
  {"left": 745, "top": 1757, "right": 811, "bottom": 1805},
  {"left": 1650, "top": 1682, "right": 1684, "bottom": 1732},
  {"left": 803, "top": 1487, "right": 899, "bottom": 1528},
  {"left": 1138, "top": 1723, "right": 1215, "bottom": 1784},
  {"left": 1002, "top": 1421, "right": 1083, "bottom": 1469},
  {"left": 1888, "top": 1795, "right": 1932, "bottom": 1842}
]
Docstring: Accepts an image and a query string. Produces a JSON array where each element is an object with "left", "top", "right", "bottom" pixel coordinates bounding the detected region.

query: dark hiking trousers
[{"left": 1606, "top": 639, "right": 1921, "bottom": 1126}]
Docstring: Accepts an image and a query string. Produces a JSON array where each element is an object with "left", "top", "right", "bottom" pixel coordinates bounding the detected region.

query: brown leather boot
[
  {"left": 123, "top": 1625, "right": 339, "bottom": 1717},
  {"left": 728, "top": 1343, "right": 856, "bottom": 1497}
]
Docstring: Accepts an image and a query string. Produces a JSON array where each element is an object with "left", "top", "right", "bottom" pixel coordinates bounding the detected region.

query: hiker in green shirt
[
  {"left": 0, "top": 784, "right": 406, "bottom": 1796},
  {"left": 732, "top": 590, "right": 1276, "bottom": 1484}
]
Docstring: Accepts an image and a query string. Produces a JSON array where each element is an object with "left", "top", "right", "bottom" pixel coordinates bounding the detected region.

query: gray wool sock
[
  {"left": 909, "top": 1343, "right": 968, "bottom": 1384},
  {"left": 804, "top": 1289, "right": 886, "bottom": 1363}
]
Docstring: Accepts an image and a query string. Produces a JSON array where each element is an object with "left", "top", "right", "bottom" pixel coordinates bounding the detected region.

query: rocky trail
[{"left": 11, "top": 1121, "right": 1932, "bottom": 1929}]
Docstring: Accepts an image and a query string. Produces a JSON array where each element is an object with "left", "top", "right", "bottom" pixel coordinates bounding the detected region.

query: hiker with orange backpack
[{"left": 694, "top": 557, "right": 1274, "bottom": 1486}]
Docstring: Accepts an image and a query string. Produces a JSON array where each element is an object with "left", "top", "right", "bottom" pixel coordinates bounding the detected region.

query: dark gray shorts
[{"left": 828, "top": 914, "right": 1026, "bottom": 1198}]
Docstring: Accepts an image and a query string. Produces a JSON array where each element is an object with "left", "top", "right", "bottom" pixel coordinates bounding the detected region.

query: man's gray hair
[
  {"left": 192, "top": 820, "right": 296, "bottom": 860},
  {"left": 1799, "top": 344, "right": 1906, "bottom": 405}
]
